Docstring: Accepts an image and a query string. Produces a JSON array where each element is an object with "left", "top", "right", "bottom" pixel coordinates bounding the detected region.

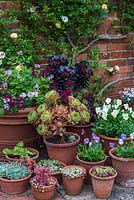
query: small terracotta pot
[
  {"left": 62, "top": 165, "right": 86, "bottom": 196},
  {"left": 76, "top": 155, "right": 106, "bottom": 184},
  {"left": 44, "top": 132, "right": 80, "bottom": 165},
  {"left": 66, "top": 124, "right": 92, "bottom": 144},
  {"left": 109, "top": 148, "right": 134, "bottom": 187},
  {"left": 31, "top": 177, "right": 57, "bottom": 200},
  {"left": 89, "top": 167, "right": 117, "bottom": 199},
  {"left": 5, "top": 147, "right": 39, "bottom": 162},
  {"left": 0, "top": 172, "right": 32, "bottom": 195}
]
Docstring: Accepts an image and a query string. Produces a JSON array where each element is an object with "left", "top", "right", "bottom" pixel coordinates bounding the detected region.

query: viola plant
[
  {"left": 77, "top": 133, "right": 105, "bottom": 162},
  {"left": 119, "top": 87, "right": 134, "bottom": 105},
  {"left": 93, "top": 98, "right": 134, "bottom": 138}
]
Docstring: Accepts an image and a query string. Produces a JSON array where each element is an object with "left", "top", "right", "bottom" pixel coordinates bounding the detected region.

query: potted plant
[
  {"left": 0, "top": 33, "right": 50, "bottom": 159},
  {"left": 2, "top": 141, "right": 39, "bottom": 161},
  {"left": 0, "top": 161, "right": 32, "bottom": 194},
  {"left": 43, "top": 55, "right": 93, "bottom": 143},
  {"left": 109, "top": 133, "right": 134, "bottom": 187},
  {"left": 28, "top": 90, "right": 80, "bottom": 165},
  {"left": 36, "top": 159, "right": 66, "bottom": 184},
  {"left": 93, "top": 98, "right": 134, "bottom": 154},
  {"left": 89, "top": 166, "right": 117, "bottom": 199},
  {"left": 61, "top": 165, "right": 86, "bottom": 196},
  {"left": 30, "top": 166, "right": 57, "bottom": 200},
  {"left": 76, "top": 133, "right": 106, "bottom": 184}
]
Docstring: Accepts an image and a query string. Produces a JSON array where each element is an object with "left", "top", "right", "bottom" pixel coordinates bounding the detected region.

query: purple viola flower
[
  {"left": 121, "top": 133, "right": 127, "bottom": 140},
  {"left": 27, "top": 92, "right": 34, "bottom": 98},
  {"left": 5, "top": 70, "right": 11, "bottom": 76},
  {"left": 109, "top": 142, "right": 115, "bottom": 148},
  {"left": 20, "top": 93, "right": 26, "bottom": 98},
  {"left": 84, "top": 137, "right": 89, "bottom": 144},
  {"left": 95, "top": 136, "right": 100, "bottom": 144},
  {"left": 4, "top": 103, "right": 10, "bottom": 110},
  {"left": 92, "top": 132, "right": 96, "bottom": 140},
  {"left": 34, "top": 64, "right": 40, "bottom": 69},
  {"left": 81, "top": 129, "right": 85, "bottom": 135},
  {"left": 17, "top": 50, "right": 23, "bottom": 55}
]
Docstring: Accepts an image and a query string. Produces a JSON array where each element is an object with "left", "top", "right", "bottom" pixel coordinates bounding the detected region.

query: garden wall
[{"left": 0, "top": 0, "right": 134, "bottom": 98}]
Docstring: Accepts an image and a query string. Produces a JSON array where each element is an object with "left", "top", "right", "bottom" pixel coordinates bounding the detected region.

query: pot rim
[
  {"left": 31, "top": 176, "right": 57, "bottom": 190},
  {"left": 66, "top": 124, "right": 91, "bottom": 128},
  {"left": 44, "top": 132, "right": 80, "bottom": 148},
  {"left": 62, "top": 164, "right": 86, "bottom": 178},
  {"left": 76, "top": 154, "right": 107, "bottom": 165},
  {"left": 99, "top": 134, "right": 131, "bottom": 142},
  {"left": 109, "top": 148, "right": 134, "bottom": 162}
]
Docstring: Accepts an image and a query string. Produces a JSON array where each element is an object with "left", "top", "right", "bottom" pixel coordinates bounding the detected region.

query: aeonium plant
[{"left": 93, "top": 98, "right": 134, "bottom": 138}]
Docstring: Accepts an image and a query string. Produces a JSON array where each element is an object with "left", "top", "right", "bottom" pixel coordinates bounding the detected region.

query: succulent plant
[
  {"left": 91, "top": 166, "right": 117, "bottom": 178},
  {"left": 62, "top": 166, "right": 86, "bottom": 179},
  {"left": 0, "top": 162, "right": 30, "bottom": 180},
  {"left": 27, "top": 110, "right": 37, "bottom": 123}
]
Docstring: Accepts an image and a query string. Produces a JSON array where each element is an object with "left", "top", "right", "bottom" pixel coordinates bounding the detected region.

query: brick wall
[{"left": 1, "top": 0, "right": 134, "bottom": 98}]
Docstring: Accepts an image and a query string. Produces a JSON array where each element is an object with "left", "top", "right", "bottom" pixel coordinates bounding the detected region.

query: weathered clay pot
[
  {"left": 62, "top": 165, "right": 86, "bottom": 196},
  {"left": 89, "top": 166, "right": 117, "bottom": 199},
  {"left": 43, "top": 132, "right": 80, "bottom": 165},
  {"left": 5, "top": 147, "right": 39, "bottom": 161},
  {"left": 31, "top": 177, "right": 57, "bottom": 200},
  {"left": 76, "top": 155, "right": 106, "bottom": 184},
  {"left": 66, "top": 124, "right": 92, "bottom": 144},
  {"left": 0, "top": 172, "right": 32, "bottom": 195},
  {"left": 109, "top": 148, "right": 134, "bottom": 187},
  {"left": 0, "top": 108, "right": 38, "bottom": 160}
]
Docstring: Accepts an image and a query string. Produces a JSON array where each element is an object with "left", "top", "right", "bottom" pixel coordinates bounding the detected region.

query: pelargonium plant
[
  {"left": 77, "top": 133, "right": 105, "bottom": 162},
  {"left": 111, "top": 132, "right": 134, "bottom": 158},
  {"left": 93, "top": 98, "right": 134, "bottom": 138}
]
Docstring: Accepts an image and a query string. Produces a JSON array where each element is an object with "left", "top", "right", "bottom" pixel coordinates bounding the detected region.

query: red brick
[
  {"left": 127, "top": 58, "right": 134, "bottom": 66},
  {"left": 6, "top": 1, "right": 19, "bottom": 10},
  {"left": 109, "top": 11, "right": 118, "bottom": 18},
  {"left": 101, "top": 19, "right": 113, "bottom": 27},
  {"left": 107, "top": 43, "right": 128, "bottom": 51},
  {"left": 98, "top": 44, "right": 107, "bottom": 51},
  {"left": 115, "top": 80, "right": 132, "bottom": 88},
  {"left": 111, "top": 52, "right": 121, "bottom": 58},
  {"left": 95, "top": 27, "right": 107, "bottom": 35},
  {"left": 99, "top": 52, "right": 110, "bottom": 59},
  {"left": 76, "top": 53, "right": 88, "bottom": 61},
  {"left": 107, "top": 27, "right": 121, "bottom": 34},
  {"left": 108, "top": 59, "right": 126, "bottom": 66},
  {"left": 119, "top": 66, "right": 132, "bottom": 73},
  {"left": 120, "top": 51, "right": 131, "bottom": 58},
  {"left": 131, "top": 51, "right": 134, "bottom": 57}
]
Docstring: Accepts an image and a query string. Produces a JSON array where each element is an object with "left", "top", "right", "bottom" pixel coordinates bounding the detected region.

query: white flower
[
  {"left": 0, "top": 60, "right": 2, "bottom": 65},
  {"left": 111, "top": 109, "right": 119, "bottom": 118},
  {"left": 105, "top": 98, "right": 111, "bottom": 104},
  {"left": 118, "top": 138, "right": 124, "bottom": 145},
  {"left": 102, "top": 4, "right": 108, "bottom": 9},
  {"left": 61, "top": 16, "right": 68, "bottom": 23},
  {"left": 0, "top": 51, "right": 5, "bottom": 59},
  {"left": 15, "top": 65, "right": 22, "bottom": 71},
  {"left": 116, "top": 99, "right": 122, "bottom": 106},
  {"left": 107, "top": 67, "right": 113, "bottom": 72},
  {"left": 95, "top": 107, "right": 101, "bottom": 114},
  {"left": 20, "top": 93, "right": 27, "bottom": 98},
  {"left": 114, "top": 65, "right": 120, "bottom": 71},
  {"left": 34, "top": 92, "right": 38, "bottom": 97},
  {"left": 89, "top": 142, "right": 92, "bottom": 147},
  {"left": 122, "top": 113, "right": 129, "bottom": 120},
  {"left": 131, "top": 112, "right": 134, "bottom": 118},
  {"left": 130, "top": 132, "right": 134, "bottom": 140},
  {"left": 124, "top": 103, "right": 129, "bottom": 110},
  {"left": 102, "top": 112, "right": 107, "bottom": 120},
  {"left": 10, "top": 33, "right": 18, "bottom": 39},
  {"left": 29, "top": 7, "right": 36, "bottom": 13}
]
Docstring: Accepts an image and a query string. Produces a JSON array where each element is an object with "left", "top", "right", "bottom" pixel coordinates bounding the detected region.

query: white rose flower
[
  {"left": 105, "top": 98, "right": 111, "bottom": 104},
  {"left": 114, "top": 65, "right": 120, "bottom": 71},
  {"left": 122, "top": 113, "right": 129, "bottom": 120},
  {"left": 111, "top": 109, "right": 119, "bottom": 118},
  {"left": 61, "top": 16, "right": 68, "bottom": 23},
  {"left": 10, "top": 33, "right": 18, "bottom": 39}
]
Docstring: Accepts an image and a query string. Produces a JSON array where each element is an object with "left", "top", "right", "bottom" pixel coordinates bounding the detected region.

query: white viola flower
[
  {"left": 89, "top": 142, "right": 92, "bottom": 147},
  {"left": 0, "top": 51, "right": 5, "bottom": 59},
  {"left": 20, "top": 93, "right": 27, "bottom": 98},
  {"left": 130, "top": 132, "right": 134, "bottom": 140},
  {"left": 124, "top": 103, "right": 129, "bottom": 110},
  {"left": 34, "top": 84, "right": 39, "bottom": 91},
  {"left": 118, "top": 138, "right": 124, "bottom": 145},
  {"left": 111, "top": 109, "right": 119, "bottom": 118},
  {"left": 131, "top": 112, "right": 134, "bottom": 118},
  {"left": 27, "top": 6, "right": 36, "bottom": 13},
  {"left": 122, "top": 113, "right": 129, "bottom": 120},
  {"left": 114, "top": 65, "right": 120, "bottom": 71},
  {"left": 27, "top": 92, "right": 34, "bottom": 98},
  {"left": 116, "top": 99, "right": 122, "bottom": 106},
  {"left": 61, "top": 16, "right": 68, "bottom": 23},
  {"left": 34, "top": 92, "right": 38, "bottom": 97},
  {"left": 105, "top": 98, "right": 111, "bottom": 104},
  {"left": 95, "top": 107, "right": 101, "bottom": 114},
  {"left": 102, "top": 104, "right": 109, "bottom": 113},
  {"left": 102, "top": 112, "right": 107, "bottom": 120}
]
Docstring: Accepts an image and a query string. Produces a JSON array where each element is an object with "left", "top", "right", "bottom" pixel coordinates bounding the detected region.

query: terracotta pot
[
  {"left": 5, "top": 147, "right": 39, "bottom": 162},
  {"left": 0, "top": 172, "right": 32, "bottom": 195},
  {"left": 66, "top": 124, "right": 92, "bottom": 144},
  {"left": 43, "top": 132, "right": 80, "bottom": 165},
  {"left": 76, "top": 155, "right": 106, "bottom": 184},
  {"left": 89, "top": 166, "right": 117, "bottom": 199},
  {"left": 62, "top": 165, "right": 86, "bottom": 196},
  {"left": 109, "top": 148, "right": 134, "bottom": 187},
  {"left": 0, "top": 108, "right": 38, "bottom": 160},
  {"left": 31, "top": 177, "right": 57, "bottom": 200}
]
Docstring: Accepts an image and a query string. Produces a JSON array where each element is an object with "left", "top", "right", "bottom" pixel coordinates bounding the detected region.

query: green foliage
[
  {"left": 0, "top": 162, "right": 30, "bottom": 180},
  {"left": 2, "top": 141, "right": 36, "bottom": 158},
  {"left": 115, "top": 140, "right": 134, "bottom": 158},
  {"left": 62, "top": 166, "right": 86, "bottom": 179},
  {"left": 91, "top": 166, "right": 116, "bottom": 178},
  {"left": 37, "top": 159, "right": 65, "bottom": 172}
]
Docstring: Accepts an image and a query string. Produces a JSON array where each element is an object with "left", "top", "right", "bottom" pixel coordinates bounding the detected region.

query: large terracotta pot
[
  {"left": 0, "top": 172, "right": 32, "bottom": 195},
  {"left": 62, "top": 165, "right": 86, "bottom": 196},
  {"left": 31, "top": 177, "right": 57, "bottom": 200},
  {"left": 89, "top": 166, "right": 117, "bottom": 199},
  {"left": 0, "top": 108, "right": 38, "bottom": 159},
  {"left": 66, "top": 124, "right": 92, "bottom": 144},
  {"left": 43, "top": 132, "right": 80, "bottom": 165},
  {"left": 76, "top": 155, "right": 106, "bottom": 184},
  {"left": 109, "top": 148, "right": 134, "bottom": 187}
]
